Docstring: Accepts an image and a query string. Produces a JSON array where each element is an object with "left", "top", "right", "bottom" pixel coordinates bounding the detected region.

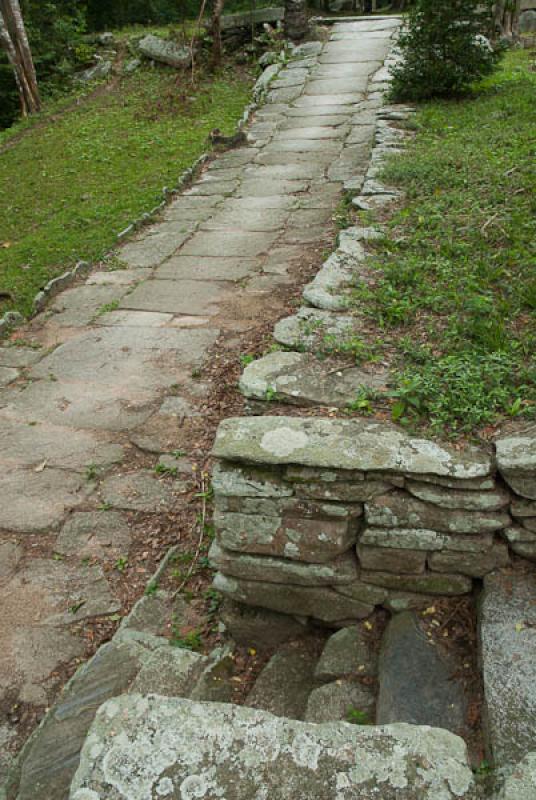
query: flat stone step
[
  {"left": 479, "top": 568, "right": 536, "bottom": 769},
  {"left": 273, "top": 307, "right": 361, "bottom": 351},
  {"left": 239, "top": 350, "right": 390, "bottom": 408},
  {"left": 70, "top": 694, "right": 478, "bottom": 800},
  {"left": 377, "top": 611, "right": 467, "bottom": 735},
  {"left": 244, "top": 638, "right": 321, "bottom": 719}
]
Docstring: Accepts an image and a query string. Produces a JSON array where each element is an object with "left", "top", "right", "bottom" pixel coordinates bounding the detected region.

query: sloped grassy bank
[
  {"left": 0, "top": 62, "right": 253, "bottom": 317},
  {"left": 354, "top": 49, "right": 535, "bottom": 435}
]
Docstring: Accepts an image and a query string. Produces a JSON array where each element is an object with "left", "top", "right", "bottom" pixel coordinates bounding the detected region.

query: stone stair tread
[
  {"left": 305, "top": 678, "right": 375, "bottom": 724},
  {"left": 244, "top": 638, "right": 321, "bottom": 719},
  {"left": 479, "top": 569, "right": 536, "bottom": 769},
  {"left": 69, "top": 694, "right": 479, "bottom": 799},
  {"left": 239, "top": 350, "right": 390, "bottom": 407},
  {"left": 377, "top": 611, "right": 467, "bottom": 734}
]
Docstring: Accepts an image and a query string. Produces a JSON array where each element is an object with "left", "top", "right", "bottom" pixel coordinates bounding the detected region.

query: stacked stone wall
[{"left": 210, "top": 416, "right": 536, "bottom": 625}]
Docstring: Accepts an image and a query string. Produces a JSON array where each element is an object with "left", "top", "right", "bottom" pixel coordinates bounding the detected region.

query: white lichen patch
[{"left": 260, "top": 427, "right": 309, "bottom": 458}]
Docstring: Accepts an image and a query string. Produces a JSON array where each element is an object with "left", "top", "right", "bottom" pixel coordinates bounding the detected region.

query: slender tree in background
[
  {"left": 0, "top": 0, "right": 40, "bottom": 115},
  {"left": 493, "top": 0, "right": 522, "bottom": 38},
  {"left": 211, "top": 0, "right": 225, "bottom": 67}
]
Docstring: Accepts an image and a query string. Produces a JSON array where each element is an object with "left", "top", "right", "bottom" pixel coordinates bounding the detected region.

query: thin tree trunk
[
  {"left": 211, "top": 0, "right": 225, "bottom": 67},
  {"left": 0, "top": 0, "right": 40, "bottom": 115}
]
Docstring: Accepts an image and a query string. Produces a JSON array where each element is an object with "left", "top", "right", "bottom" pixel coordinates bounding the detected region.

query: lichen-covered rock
[
  {"left": 366, "top": 491, "right": 510, "bottom": 534},
  {"left": 428, "top": 541, "right": 510, "bottom": 578},
  {"left": 209, "top": 541, "right": 358, "bottom": 586},
  {"left": 214, "top": 506, "right": 360, "bottom": 563},
  {"left": 273, "top": 308, "right": 357, "bottom": 351},
  {"left": 496, "top": 428, "right": 536, "bottom": 500},
  {"left": 213, "top": 572, "right": 374, "bottom": 622},
  {"left": 302, "top": 252, "right": 360, "bottom": 311},
  {"left": 70, "top": 695, "right": 478, "bottom": 800},
  {"left": 315, "top": 625, "right": 378, "bottom": 681},
  {"left": 502, "top": 526, "right": 536, "bottom": 562},
  {"left": 359, "top": 527, "right": 494, "bottom": 553},
  {"left": 213, "top": 416, "right": 493, "bottom": 479},
  {"left": 495, "top": 752, "right": 536, "bottom": 799},
  {"left": 138, "top": 34, "right": 191, "bottom": 68},
  {"left": 305, "top": 679, "right": 375, "bottom": 724},
  {"left": 213, "top": 461, "right": 292, "bottom": 498},
  {"left": 405, "top": 480, "right": 509, "bottom": 511},
  {"left": 357, "top": 544, "right": 426, "bottom": 574},
  {"left": 239, "top": 350, "right": 389, "bottom": 408}
]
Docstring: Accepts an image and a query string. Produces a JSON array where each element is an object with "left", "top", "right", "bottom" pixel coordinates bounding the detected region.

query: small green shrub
[{"left": 390, "top": 0, "right": 500, "bottom": 101}]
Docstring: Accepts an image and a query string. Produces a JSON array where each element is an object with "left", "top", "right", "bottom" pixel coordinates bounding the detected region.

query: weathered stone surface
[
  {"left": 520, "top": 9, "right": 536, "bottom": 32},
  {"left": 213, "top": 416, "right": 494, "bottom": 478},
  {"left": 130, "top": 647, "right": 205, "bottom": 696},
  {"left": 479, "top": 570, "right": 536, "bottom": 768},
  {"left": 0, "top": 468, "right": 89, "bottom": 532},
  {"left": 0, "top": 345, "right": 43, "bottom": 368},
  {"left": 246, "top": 640, "right": 320, "bottom": 719},
  {"left": 511, "top": 497, "right": 536, "bottom": 517},
  {"left": 214, "top": 507, "right": 358, "bottom": 563},
  {"left": 100, "top": 470, "right": 188, "bottom": 513},
  {"left": 240, "top": 350, "right": 389, "bottom": 408},
  {"left": 295, "top": 478, "right": 393, "bottom": 503},
  {"left": 334, "top": 579, "right": 387, "bottom": 606},
  {"left": 220, "top": 599, "right": 308, "bottom": 647},
  {"left": 273, "top": 308, "right": 356, "bottom": 350},
  {"left": 138, "top": 34, "right": 191, "bottom": 67},
  {"left": 428, "top": 541, "right": 510, "bottom": 578},
  {"left": 366, "top": 491, "right": 510, "bottom": 534},
  {"left": 377, "top": 612, "right": 466, "bottom": 734},
  {"left": 210, "top": 541, "right": 358, "bottom": 586},
  {"left": 406, "top": 479, "right": 509, "bottom": 511},
  {"left": 496, "top": 429, "right": 536, "bottom": 499},
  {"left": 305, "top": 679, "right": 375, "bottom": 724},
  {"left": 315, "top": 625, "right": 378, "bottom": 680},
  {"left": 189, "top": 645, "right": 235, "bottom": 703},
  {"left": 503, "top": 526, "right": 536, "bottom": 562},
  {"left": 0, "top": 540, "right": 22, "bottom": 584},
  {"left": 119, "top": 278, "right": 228, "bottom": 316},
  {"left": 213, "top": 572, "right": 374, "bottom": 622},
  {"left": 55, "top": 511, "right": 131, "bottom": 557},
  {"left": 359, "top": 526, "right": 494, "bottom": 553},
  {"left": 496, "top": 752, "right": 536, "bottom": 799},
  {"left": 361, "top": 570, "right": 472, "bottom": 596},
  {"left": 358, "top": 544, "right": 426, "bottom": 574},
  {"left": 70, "top": 695, "right": 478, "bottom": 800},
  {"left": 213, "top": 461, "right": 292, "bottom": 498},
  {"left": 302, "top": 252, "right": 358, "bottom": 311},
  {"left": 7, "top": 639, "right": 142, "bottom": 800}
]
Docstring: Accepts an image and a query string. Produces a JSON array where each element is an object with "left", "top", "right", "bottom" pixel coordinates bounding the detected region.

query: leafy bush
[{"left": 390, "top": 0, "right": 500, "bottom": 100}]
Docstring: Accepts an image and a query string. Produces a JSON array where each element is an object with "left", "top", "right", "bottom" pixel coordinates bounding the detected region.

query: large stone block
[
  {"left": 70, "top": 696, "right": 478, "bottom": 800},
  {"left": 366, "top": 491, "right": 510, "bottom": 534},
  {"left": 359, "top": 526, "right": 494, "bottom": 553},
  {"left": 315, "top": 625, "right": 378, "bottom": 681},
  {"left": 428, "top": 541, "right": 510, "bottom": 578},
  {"left": 357, "top": 544, "right": 426, "bottom": 574},
  {"left": 209, "top": 541, "right": 358, "bottom": 586},
  {"left": 213, "top": 572, "right": 374, "bottom": 623},
  {"left": 405, "top": 480, "right": 509, "bottom": 511},
  {"left": 214, "top": 508, "right": 359, "bottom": 563},
  {"left": 360, "top": 570, "right": 472, "bottom": 596},
  {"left": 496, "top": 429, "right": 536, "bottom": 500},
  {"left": 213, "top": 416, "right": 493, "bottom": 478},
  {"left": 479, "top": 570, "right": 536, "bottom": 769},
  {"left": 212, "top": 461, "right": 293, "bottom": 498}
]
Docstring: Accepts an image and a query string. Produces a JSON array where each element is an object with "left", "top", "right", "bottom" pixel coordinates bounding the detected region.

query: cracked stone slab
[
  {"left": 100, "top": 470, "right": 188, "bottom": 513},
  {"left": 0, "top": 468, "right": 90, "bottom": 532},
  {"left": 120, "top": 226, "right": 193, "bottom": 268},
  {"left": 180, "top": 230, "right": 278, "bottom": 257},
  {"left": 156, "top": 255, "right": 258, "bottom": 281},
  {"left": 212, "top": 416, "right": 494, "bottom": 479},
  {"left": 55, "top": 510, "right": 132, "bottom": 558},
  {"left": 0, "top": 416, "right": 123, "bottom": 471},
  {"left": 119, "top": 278, "right": 231, "bottom": 316},
  {"left": 240, "top": 350, "right": 389, "bottom": 408},
  {"left": 0, "top": 365, "right": 19, "bottom": 387},
  {"left": 0, "top": 345, "right": 44, "bottom": 368},
  {"left": 48, "top": 285, "right": 127, "bottom": 327}
]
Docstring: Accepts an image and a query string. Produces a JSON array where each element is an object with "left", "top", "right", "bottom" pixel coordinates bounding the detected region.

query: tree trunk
[
  {"left": 493, "top": 0, "right": 522, "bottom": 39},
  {"left": 0, "top": 0, "right": 40, "bottom": 115},
  {"left": 211, "top": 0, "right": 225, "bottom": 67},
  {"left": 284, "top": 0, "right": 308, "bottom": 41}
]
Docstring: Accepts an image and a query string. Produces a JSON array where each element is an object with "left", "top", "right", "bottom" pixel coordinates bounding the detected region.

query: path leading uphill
[{"left": 0, "top": 16, "right": 400, "bottom": 786}]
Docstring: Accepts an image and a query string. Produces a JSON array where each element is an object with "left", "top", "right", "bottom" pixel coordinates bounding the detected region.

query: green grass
[
  {"left": 0, "top": 63, "right": 253, "bottom": 317},
  {"left": 351, "top": 49, "right": 536, "bottom": 435}
]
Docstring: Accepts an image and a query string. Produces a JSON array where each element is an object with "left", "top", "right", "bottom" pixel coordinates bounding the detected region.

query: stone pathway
[{"left": 0, "top": 17, "right": 401, "bottom": 786}]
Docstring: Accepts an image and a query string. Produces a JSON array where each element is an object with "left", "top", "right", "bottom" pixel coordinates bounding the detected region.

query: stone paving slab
[
  {"left": 180, "top": 230, "right": 278, "bottom": 257},
  {"left": 120, "top": 278, "right": 231, "bottom": 316},
  {"left": 156, "top": 255, "right": 258, "bottom": 280}
]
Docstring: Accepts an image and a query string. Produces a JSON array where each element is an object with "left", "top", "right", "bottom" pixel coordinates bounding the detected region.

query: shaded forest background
[{"left": 0, "top": 0, "right": 266, "bottom": 127}]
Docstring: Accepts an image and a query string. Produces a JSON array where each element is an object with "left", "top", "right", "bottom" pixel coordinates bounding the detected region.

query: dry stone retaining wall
[{"left": 211, "top": 416, "right": 536, "bottom": 625}]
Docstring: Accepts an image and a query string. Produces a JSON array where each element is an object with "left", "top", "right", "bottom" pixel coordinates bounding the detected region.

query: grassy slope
[
  {"left": 0, "top": 63, "right": 253, "bottom": 316},
  {"left": 353, "top": 49, "right": 536, "bottom": 435}
]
